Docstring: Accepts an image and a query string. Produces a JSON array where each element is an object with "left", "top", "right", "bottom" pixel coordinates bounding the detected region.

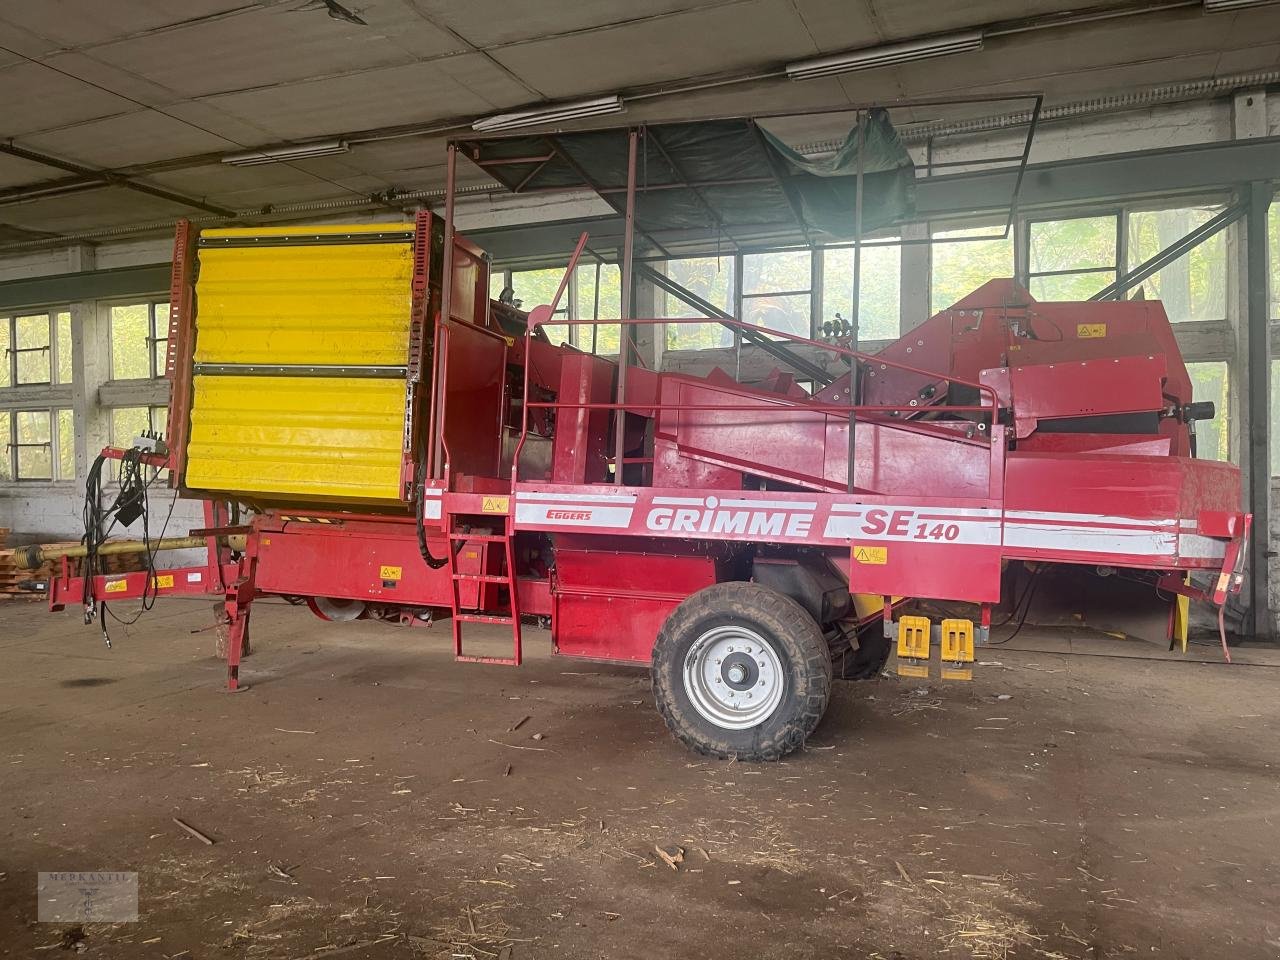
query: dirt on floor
[{"left": 1, "top": 597, "right": 1278, "bottom": 960}]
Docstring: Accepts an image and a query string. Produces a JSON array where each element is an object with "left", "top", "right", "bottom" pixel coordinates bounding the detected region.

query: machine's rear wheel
[
  {"left": 829, "top": 621, "right": 891, "bottom": 680},
  {"left": 652, "top": 582, "right": 832, "bottom": 761},
  {"left": 306, "top": 596, "right": 368, "bottom": 622}
]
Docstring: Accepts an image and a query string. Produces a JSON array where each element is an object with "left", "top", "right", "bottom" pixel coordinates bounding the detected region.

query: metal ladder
[{"left": 445, "top": 504, "right": 522, "bottom": 666}]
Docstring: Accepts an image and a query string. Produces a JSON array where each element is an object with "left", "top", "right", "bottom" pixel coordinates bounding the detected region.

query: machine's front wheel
[{"left": 652, "top": 582, "right": 832, "bottom": 761}]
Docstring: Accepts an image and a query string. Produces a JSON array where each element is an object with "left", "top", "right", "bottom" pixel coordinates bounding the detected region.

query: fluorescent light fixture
[
  {"left": 1203, "top": 0, "right": 1280, "bottom": 10},
  {"left": 222, "top": 139, "right": 350, "bottom": 166},
  {"left": 472, "top": 95, "right": 624, "bottom": 133},
  {"left": 786, "top": 30, "right": 984, "bottom": 81}
]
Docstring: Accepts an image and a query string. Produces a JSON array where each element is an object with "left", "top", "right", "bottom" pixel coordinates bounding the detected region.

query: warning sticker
[
  {"left": 853, "top": 545, "right": 888, "bottom": 565},
  {"left": 1077, "top": 323, "right": 1107, "bottom": 339},
  {"left": 481, "top": 496, "right": 510, "bottom": 514},
  {"left": 151, "top": 574, "right": 174, "bottom": 589},
  {"left": 379, "top": 565, "right": 403, "bottom": 581},
  {"left": 104, "top": 579, "right": 128, "bottom": 594}
]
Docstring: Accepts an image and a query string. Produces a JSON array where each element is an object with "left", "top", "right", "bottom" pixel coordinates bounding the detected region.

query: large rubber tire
[{"left": 652, "top": 582, "right": 833, "bottom": 761}]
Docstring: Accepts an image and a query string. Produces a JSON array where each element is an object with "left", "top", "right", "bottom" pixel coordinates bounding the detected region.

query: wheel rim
[{"left": 683, "top": 625, "right": 785, "bottom": 730}]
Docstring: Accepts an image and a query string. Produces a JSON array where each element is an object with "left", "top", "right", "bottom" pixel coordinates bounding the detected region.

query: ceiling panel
[
  {"left": 18, "top": 111, "right": 237, "bottom": 170},
  {"left": 0, "top": 61, "right": 135, "bottom": 137},
  {"left": 85, "top": 1, "right": 466, "bottom": 99},
  {"left": 196, "top": 54, "right": 530, "bottom": 140},
  {"left": 0, "top": 154, "right": 65, "bottom": 190},
  {"left": 1, "top": 186, "right": 196, "bottom": 233},
  {"left": 788, "top": 0, "right": 882, "bottom": 52},
  {"left": 490, "top": 0, "right": 819, "bottom": 100},
  {"left": 0, "top": 0, "right": 248, "bottom": 48},
  {"left": 411, "top": 0, "right": 751, "bottom": 49},
  {"left": 870, "top": 0, "right": 1139, "bottom": 39}
]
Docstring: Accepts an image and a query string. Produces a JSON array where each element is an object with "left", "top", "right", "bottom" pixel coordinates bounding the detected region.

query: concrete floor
[{"left": 2, "top": 598, "right": 1279, "bottom": 959}]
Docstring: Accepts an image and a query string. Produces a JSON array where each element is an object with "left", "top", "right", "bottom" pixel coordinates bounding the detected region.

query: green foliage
[
  {"left": 1187, "top": 362, "right": 1229, "bottom": 462},
  {"left": 823, "top": 243, "right": 900, "bottom": 342},
  {"left": 664, "top": 257, "right": 735, "bottom": 350},
  {"left": 930, "top": 225, "right": 1014, "bottom": 313},
  {"left": 110, "top": 303, "right": 151, "bottom": 380},
  {"left": 1128, "top": 208, "right": 1225, "bottom": 322}
]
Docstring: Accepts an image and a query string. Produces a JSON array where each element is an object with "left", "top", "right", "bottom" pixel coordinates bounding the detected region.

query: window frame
[
  {"left": 108, "top": 299, "right": 171, "bottom": 382},
  {"left": 2, "top": 406, "right": 74, "bottom": 483},
  {"left": 0, "top": 310, "right": 71, "bottom": 388}
]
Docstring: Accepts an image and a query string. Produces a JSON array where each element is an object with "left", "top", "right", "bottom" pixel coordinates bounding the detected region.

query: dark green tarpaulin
[
  {"left": 456, "top": 111, "right": 915, "bottom": 253},
  {"left": 759, "top": 108, "right": 915, "bottom": 240}
]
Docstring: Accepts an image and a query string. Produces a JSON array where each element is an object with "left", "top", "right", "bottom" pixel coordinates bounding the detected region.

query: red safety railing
[{"left": 512, "top": 312, "right": 1003, "bottom": 489}]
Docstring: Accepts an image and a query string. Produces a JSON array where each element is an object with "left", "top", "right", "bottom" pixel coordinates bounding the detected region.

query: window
[
  {"left": 110, "top": 405, "right": 169, "bottom": 447},
  {"left": 663, "top": 257, "right": 735, "bottom": 350},
  {"left": 1127, "top": 207, "right": 1226, "bottom": 322},
  {"left": 1187, "top": 362, "right": 1229, "bottom": 462},
  {"left": 1269, "top": 199, "right": 1280, "bottom": 321},
  {"left": 110, "top": 301, "right": 169, "bottom": 380},
  {"left": 1027, "top": 214, "right": 1118, "bottom": 301},
  {"left": 509, "top": 270, "right": 569, "bottom": 344},
  {"left": 821, "top": 241, "right": 901, "bottom": 342},
  {"left": 1, "top": 408, "right": 74, "bottom": 481},
  {"left": 0, "top": 311, "right": 71, "bottom": 387},
  {"left": 930, "top": 224, "right": 1015, "bottom": 313},
  {"left": 741, "top": 250, "right": 812, "bottom": 338},
  {"left": 574, "top": 263, "right": 621, "bottom": 355}
]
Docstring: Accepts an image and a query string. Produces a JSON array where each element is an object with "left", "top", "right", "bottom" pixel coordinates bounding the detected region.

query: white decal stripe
[
  {"left": 1005, "top": 525, "right": 1175, "bottom": 555},
  {"left": 720, "top": 498, "right": 817, "bottom": 510},
  {"left": 829, "top": 503, "right": 1000, "bottom": 519},
  {"left": 1006, "top": 510, "right": 1176, "bottom": 529},
  {"left": 822, "top": 515, "right": 1001, "bottom": 545},
  {"left": 652, "top": 496, "right": 705, "bottom": 506},
  {"left": 514, "top": 504, "right": 635, "bottom": 528},
  {"left": 516, "top": 492, "right": 637, "bottom": 504},
  {"left": 1178, "top": 534, "right": 1227, "bottom": 559}
]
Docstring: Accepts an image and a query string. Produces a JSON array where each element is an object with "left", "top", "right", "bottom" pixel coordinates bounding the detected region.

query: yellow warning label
[
  {"left": 853, "top": 545, "right": 888, "bottom": 565},
  {"left": 1077, "top": 323, "right": 1107, "bottom": 339},
  {"left": 151, "top": 574, "right": 174, "bottom": 589},
  {"left": 379, "top": 565, "right": 402, "bottom": 581},
  {"left": 481, "top": 496, "right": 510, "bottom": 514},
  {"left": 104, "top": 579, "right": 128, "bottom": 594}
]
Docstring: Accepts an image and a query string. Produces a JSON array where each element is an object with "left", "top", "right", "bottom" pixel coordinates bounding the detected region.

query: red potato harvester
[{"left": 21, "top": 112, "right": 1248, "bottom": 761}]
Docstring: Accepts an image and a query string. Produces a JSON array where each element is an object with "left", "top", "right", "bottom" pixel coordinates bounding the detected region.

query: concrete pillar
[
  {"left": 899, "top": 222, "right": 930, "bottom": 332},
  {"left": 66, "top": 246, "right": 112, "bottom": 482}
]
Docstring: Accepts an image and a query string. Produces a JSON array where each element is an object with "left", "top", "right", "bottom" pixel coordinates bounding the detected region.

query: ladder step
[
  {"left": 452, "top": 573, "right": 513, "bottom": 584},
  {"left": 456, "top": 654, "right": 520, "bottom": 666},
  {"left": 455, "top": 613, "right": 515, "bottom": 625}
]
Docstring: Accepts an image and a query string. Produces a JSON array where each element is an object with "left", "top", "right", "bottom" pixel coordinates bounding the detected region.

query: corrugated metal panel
[
  {"left": 194, "top": 235, "right": 413, "bottom": 366},
  {"left": 185, "top": 375, "right": 405, "bottom": 502}
]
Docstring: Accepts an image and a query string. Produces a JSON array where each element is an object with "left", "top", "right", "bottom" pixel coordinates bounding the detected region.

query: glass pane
[
  {"left": 1028, "top": 215, "right": 1117, "bottom": 273},
  {"left": 111, "top": 407, "right": 150, "bottom": 447},
  {"left": 152, "top": 302, "right": 171, "bottom": 376},
  {"left": 541, "top": 324, "right": 570, "bottom": 345},
  {"left": 664, "top": 257, "right": 735, "bottom": 350},
  {"left": 490, "top": 271, "right": 508, "bottom": 301},
  {"left": 1028, "top": 270, "right": 1113, "bottom": 302},
  {"left": 1270, "top": 201, "right": 1280, "bottom": 320},
  {"left": 1127, "top": 208, "right": 1227, "bottom": 322},
  {"left": 510, "top": 269, "right": 566, "bottom": 312},
  {"left": 56, "top": 311, "right": 73, "bottom": 383},
  {"left": 0, "top": 320, "right": 9, "bottom": 388},
  {"left": 110, "top": 303, "right": 151, "bottom": 380},
  {"left": 150, "top": 405, "right": 169, "bottom": 435},
  {"left": 743, "top": 293, "right": 809, "bottom": 338},
  {"left": 574, "top": 264, "right": 622, "bottom": 355},
  {"left": 1187, "top": 361, "right": 1229, "bottom": 462},
  {"left": 1273, "top": 359, "right": 1280, "bottom": 475},
  {"left": 15, "top": 410, "right": 52, "bottom": 480},
  {"left": 742, "top": 251, "right": 810, "bottom": 295},
  {"left": 930, "top": 225, "right": 1014, "bottom": 313},
  {"left": 15, "top": 314, "right": 51, "bottom": 384},
  {"left": 57, "top": 408, "right": 74, "bottom": 479},
  {"left": 0, "top": 411, "right": 9, "bottom": 480},
  {"left": 822, "top": 242, "right": 901, "bottom": 342}
]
